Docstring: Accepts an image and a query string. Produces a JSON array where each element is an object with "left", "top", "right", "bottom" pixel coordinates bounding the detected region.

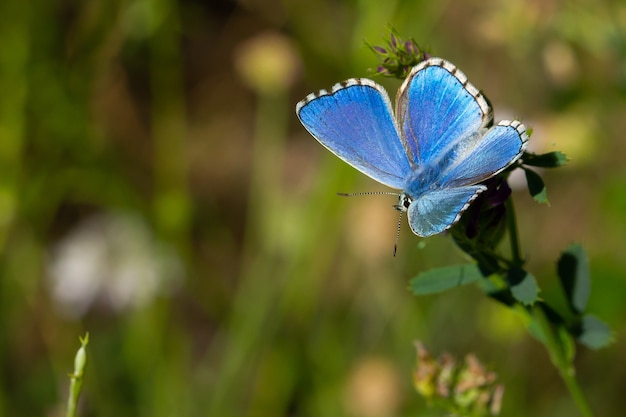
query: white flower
[{"left": 47, "top": 212, "right": 183, "bottom": 318}]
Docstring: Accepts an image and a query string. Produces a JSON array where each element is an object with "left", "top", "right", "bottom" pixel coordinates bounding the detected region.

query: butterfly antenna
[
  {"left": 335, "top": 191, "right": 403, "bottom": 256},
  {"left": 337, "top": 191, "right": 400, "bottom": 197},
  {"left": 393, "top": 210, "right": 403, "bottom": 257}
]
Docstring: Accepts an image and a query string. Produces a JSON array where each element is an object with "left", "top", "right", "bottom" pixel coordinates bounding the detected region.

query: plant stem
[
  {"left": 532, "top": 308, "right": 595, "bottom": 417},
  {"left": 67, "top": 333, "right": 89, "bottom": 417},
  {"left": 505, "top": 198, "right": 523, "bottom": 266},
  {"left": 506, "top": 198, "right": 594, "bottom": 416}
]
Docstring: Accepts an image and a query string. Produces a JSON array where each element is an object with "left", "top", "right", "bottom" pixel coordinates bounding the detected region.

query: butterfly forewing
[
  {"left": 296, "top": 79, "right": 411, "bottom": 189},
  {"left": 396, "top": 58, "right": 493, "bottom": 167}
]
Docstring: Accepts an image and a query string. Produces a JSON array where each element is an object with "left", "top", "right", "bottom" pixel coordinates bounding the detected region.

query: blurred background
[{"left": 0, "top": 0, "right": 625, "bottom": 416}]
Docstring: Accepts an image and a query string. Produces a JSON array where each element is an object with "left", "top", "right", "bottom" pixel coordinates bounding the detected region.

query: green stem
[
  {"left": 533, "top": 308, "right": 595, "bottom": 417},
  {"left": 66, "top": 333, "right": 89, "bottom": 417},
  {"left": 505, "top": 198, "right": 523, "bottom": 266},
  {"left": 506, "top": 198, "right": 594, "bottom": 416}
]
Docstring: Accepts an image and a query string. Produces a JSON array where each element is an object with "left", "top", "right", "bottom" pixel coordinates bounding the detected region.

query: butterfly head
[{"left": 394, "top": 193, "right": 413, "bottom": 213}]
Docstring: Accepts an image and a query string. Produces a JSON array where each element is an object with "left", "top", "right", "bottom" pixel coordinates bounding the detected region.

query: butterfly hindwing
[
  {"left": 440, "top": 120, "right": 529, "bottom": 188},
  {"left": 395, "top": 58, "right": 493, "bottom": 166},
  {"left": 407, "top": 186, "right": 486, "bottom": 237},
  {"left": 296, "top": 79, "right": 411, "bottom": 189}
]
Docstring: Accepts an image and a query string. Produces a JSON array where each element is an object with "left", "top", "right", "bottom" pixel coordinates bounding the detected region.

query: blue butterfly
[{"left": 296, "top": 57, "right": 528, "bottom": 237}]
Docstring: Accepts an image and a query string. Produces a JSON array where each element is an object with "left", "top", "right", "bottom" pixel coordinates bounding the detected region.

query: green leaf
[
  {"left": 523, "top": 151, "right": 568, "bottom": 168},
  {"left": 524, "top": 168, "right": 549, "bottom": 204},
  {"left": 577, "top": 315, "right": 613, "bottom": 350},
  {"left": 508, "top": 268, "right": 539, "bottom": 305},
  {"left": 557, "top": 244, "right": 590, "bottom": 314},
  {"left": 410, "top": 264, "right": 483, "bottom": 295}
]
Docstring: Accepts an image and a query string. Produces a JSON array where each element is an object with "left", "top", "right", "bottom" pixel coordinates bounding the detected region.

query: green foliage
[
  {"left": 522, "top": 151, "right": 568, "bottom": 204},
  {"left": 523, "top": 168, "right": 549, "bottom": 204},
  {"left": 557, "top": 244, "right": 591, "bottom": 314},
  {"left": 554, "top": 245, "right": 613, "bottom": 350},
  {"left": 523, "top": 151, "right": 568, "bottom": 168},
  {"left": 508, "top": 269, "right": 539, "bottom": 306},
  {"left": 410, "top": 264, "right": 483, "bottom": 295},
  {"left": 577, "top": 315, "right": 613, "bottom": 350}
]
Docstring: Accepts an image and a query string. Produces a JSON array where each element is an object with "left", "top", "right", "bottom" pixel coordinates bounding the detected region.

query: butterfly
[{"left": 296, "top": 57, "right": 528, "bottom": 238}]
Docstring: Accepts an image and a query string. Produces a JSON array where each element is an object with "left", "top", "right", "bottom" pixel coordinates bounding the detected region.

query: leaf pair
[
  {"left": 557, "top": 244, "right": 612, "bottom": 350},
  {"left": 522, "top": 151, "right": 568, "bottom": 204},
  {"left": 410, "top": 264, "right": 539, "bottom": 306}
]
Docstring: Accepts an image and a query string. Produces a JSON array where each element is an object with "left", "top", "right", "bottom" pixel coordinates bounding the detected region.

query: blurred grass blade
[{"left": 410, "top": 264, "right": 483, "bottom": 295}]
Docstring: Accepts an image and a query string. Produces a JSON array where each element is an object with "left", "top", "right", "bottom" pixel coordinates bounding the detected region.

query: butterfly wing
[
  {"left": 440, "top": 120, "right": 529, "bottom": 187},
  {"left": 297, "top": 79, "right": 411, "bottom": 189},
  {"left": 407, "top": 186, "right": 486, "bottom": 237},
  {"left": 395, "top": 58, "right": 493, "bottom": 166}
]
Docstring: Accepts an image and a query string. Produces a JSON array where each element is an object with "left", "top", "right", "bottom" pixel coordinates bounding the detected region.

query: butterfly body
[{"left": 296, "top": 57, "right": 528, "bottom": 237}]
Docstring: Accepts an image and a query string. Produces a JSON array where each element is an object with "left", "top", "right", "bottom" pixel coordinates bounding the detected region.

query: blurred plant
[
  {"left": 66, "top": 333, "right": 89, "bottom": 417},
  {"left": 47, "top": 212, "right": 183, "bottom": 318},
  {"left": 235, "top": 31, "right": 300, "bottom": 96},
  {"left": 206, "top": 31, "right": 301, "bottom": 416},
  {"left": 413, "top": 341, "right": 504, "bottom": 417},
  {"left": 367, "top": 31, "right": 612, "bottom": 417},
  {"left": 344, "top": 357, "right": 402, "bottom": 417}
]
